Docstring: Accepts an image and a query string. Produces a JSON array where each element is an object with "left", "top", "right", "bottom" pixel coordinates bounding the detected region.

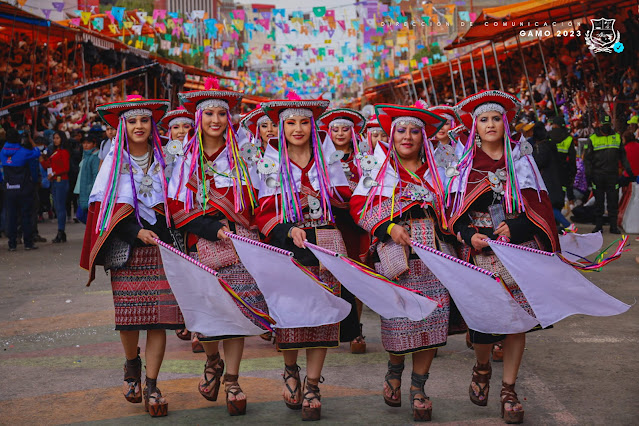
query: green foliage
[{"left": 413, "top": 44, "right": 443, "bottom": 64}]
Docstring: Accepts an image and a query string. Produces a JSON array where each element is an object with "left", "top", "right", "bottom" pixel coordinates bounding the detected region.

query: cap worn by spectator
[
  {"left": 552, "top": 116, "right": 566, "bottom": 126},
  {"left": 628, "top": 116, "right": 639, "bottom": 124},
  {"left": 523, "top": 122, "right": 535, "bottom": 132}
]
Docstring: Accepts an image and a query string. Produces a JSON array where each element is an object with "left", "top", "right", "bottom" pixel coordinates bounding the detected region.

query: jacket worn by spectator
[
  {"left": 584, "top": 127, "right": 633, "bottom": 179},
  {"left": 78, "top": 148, "right": 100, "bottom": 210}
]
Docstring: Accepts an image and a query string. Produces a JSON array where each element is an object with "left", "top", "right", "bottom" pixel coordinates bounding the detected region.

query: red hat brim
[
  {"left": 159, "top": 109, "right": 195, "bottom": 130},
  {"left": 240, "top": 106, "right": 271, "bottom": 137},
  {"left": 455, "top": 90, "right": 521, "bottom": 130},
  {"left": 96, "top": 99, "right": 170, "bottom": 130},
  {"left": 317, "top": 108, "right": 366, "bottom": 134},
  {"left": 428, "top": 106, "right": 457, "bottom": 121},
  {"left": 178, "top": 90, "right": 243, "bottom": 114},
  {"left": 261, "top": 99, "right": 330, "bottom": 124},
  {"left": 374, "top": 104, "right": 446, "bottom": 138}
]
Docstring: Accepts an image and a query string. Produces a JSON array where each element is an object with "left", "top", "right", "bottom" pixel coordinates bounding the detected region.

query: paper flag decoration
[
  {"left": 559, "top": 231, "right": 603, "bottom": 262},
  {"left": 156, "top": 240, "right": 267, "bottom": 337},
  {"left": 228, "top": 233, "right": 350, "bottom": 329},
  {"left": 412, "top": 241, "right": 539, "bottom": 334},
  {"left": 306, "top": 243, "right": 438, "bottom": 321},
  {"left": 488, "top": 240, "right": 630, "bottom": 328},
  {"left": 111, "top": 7, "right": 125, "bottom": 23},
  {"left": 52, "top": 2, "right": 64, "bottom": 12}
]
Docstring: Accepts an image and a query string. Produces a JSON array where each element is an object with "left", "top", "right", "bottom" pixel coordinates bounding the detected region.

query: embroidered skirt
[
  {"left": 469, "top": 240, "right": 542, "bottom": 344},
  {"left": 191, "top": 225, "right": 269, "bottom": 342},
  {"left": 275, "top": 265, "right": 341, "bottom": 350},
  {"left": 110, "top": 246, "right": 185, "bottom": 331},
  {"left": 376, "top": 258, "right": 450, "bottom": 355}
]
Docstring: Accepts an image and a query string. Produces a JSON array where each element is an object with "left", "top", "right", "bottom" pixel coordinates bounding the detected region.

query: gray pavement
[{"left": 0, "top": 219, "right": 638, "bottom": 425}]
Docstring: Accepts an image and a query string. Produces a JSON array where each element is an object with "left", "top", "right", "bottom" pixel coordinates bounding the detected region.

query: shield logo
[{"left": 586, "top": 18, "right": 621, "bottom": 53}]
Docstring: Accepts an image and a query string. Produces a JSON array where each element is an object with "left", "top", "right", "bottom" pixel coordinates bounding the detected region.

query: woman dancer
[
  {"left": 350, "top": 103, "right": 450, "bottom": 422},
  {"left": 254, "top": 95, "right": 351, "bottom": 421},
  {"left": 168, "top": 79, "right": 269, "bottom": 416},
  {"left": 448, "top": 90, "right": 559, "bottom": 424},
  {"left": 364, "top": 114, "right": 388, "bottom": 149},
  {"left": 318, "top": 108, "right": 369, "bottom": 353},
  {"left": 240, "top": 105, "right": 278, "bottom": 153},
  {"left": 80, "top": 96, "right": 183, "bottom": 417}
]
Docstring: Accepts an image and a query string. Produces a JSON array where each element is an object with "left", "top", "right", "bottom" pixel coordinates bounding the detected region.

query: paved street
[{"left": 1, "top": 219, "right": 638, "bottom": 425}]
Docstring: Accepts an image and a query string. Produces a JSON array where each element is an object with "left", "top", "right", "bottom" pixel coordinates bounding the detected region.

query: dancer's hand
[
  {"left": 390, "top": 225, "right": 411, "bottom": 247},
  {"left": 471, "top": 233, "right": 490, "bottom": 250},
  {"left": 137, "top": 229, "right": 159, "bottom": 245},
  {"left": 494, "top": 222, "right": 511, "bottom": 239},
  {"left": 217, "top": 225, "right": 230, "bottom": 240},
  {"left": 290, "top": 227, "right": 307, "bottom": 248}
]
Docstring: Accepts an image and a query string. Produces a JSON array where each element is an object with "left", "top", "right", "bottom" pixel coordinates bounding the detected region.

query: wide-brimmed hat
[
  {"left": 96, "top": 96, "right": 170, "bottom": 129},
  {"left": 374, "top": 104, "right": 446, "bottom": 138},
  {"left": 179, "top": 78, "right": 242, "bottom": 114},
  {"left": 427, "top": 105, "right": 457, "bottom": 123},
  {"left": 159, "top": 106, "right": 194, "bottom": 131},
  {"left": 318, "top": 108, "right": 366, "bottom": 134},
  {"left": 364, "top": 114, "right": 384, "bottom": 132},
  {"left": 240, "top": 106, "right": 273, "bottom": 137},
  {"left": 455, "top": 90, "right": 521, "bottom": 130},
  {"left": 261, "top": 98, "right": 330, "bottom": 124}
]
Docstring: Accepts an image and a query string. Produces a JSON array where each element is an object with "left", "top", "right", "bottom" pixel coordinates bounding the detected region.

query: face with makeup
[
  {"left": 393, "top": 123, "right": 423, "bottom": 161},
  {"left": 369, "top": 129, "right": 388, "bottom": 148},
  {"left": 330, "top": 125, "right": 353, "bottom": 151},
  {"left": 283, "top": 116, "right": 312, "bottom": 148},
  {"left": 476, "top": 111, "right": 505, "bottom": 145},
  {"left": 258, "top": 119, "right": 278, "bottom": 145},
  {"left": 125, "top": 115, "right": 151, "bottom": 145},
  {"left": 435, "top": 120, "right": 452, "bottom": 144},
  {"left": 200, "top": 107, "right": 228, "bottom": 140},
  {"left": 170, "top": 122, "right": 192, "bottom": 142}
]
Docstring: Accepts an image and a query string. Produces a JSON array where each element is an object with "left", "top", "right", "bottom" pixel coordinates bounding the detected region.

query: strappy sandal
[
  {"left": 469, "top": 361, "right": 492, "bottom": 406},
  {"left": 122, "top": 347, "right": 142, "bottom": 403},
  {"left": 492, "top": 341, "right": 504, "bottom": 362},
  {"left": 199, "top": 352, "right": 224, "bottom": 401},
  {"left": 500, "top": 382, "right": 525, "bottom": 424},
  {"left": 260, "top": 331, "right": 273, "bottom": 341},
  {"left": 350, "top": 323, "right": 366, "bottom": 354},
  {"left": 224, "top": 373, "right": 247, "bottom": 416},
  {"left": 410, "top": 372, "right": 432, "bottom": 422},
  {"left": 175, "top": 328, "right": 191, "bottom": 341},
  {"left": 301, "top": 376, "right": 323, "bottom": 421},
  {"left": 144, "top": 380, "right": 168, "bottom": 417},
  {"left": 282, "top": 363, "right": 303, "bottom": 410},
  {"left": 383, "top": 360, "right": 405, "bottom": 407}
]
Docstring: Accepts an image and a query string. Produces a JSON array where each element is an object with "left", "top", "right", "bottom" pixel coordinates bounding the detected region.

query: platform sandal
[
  {"left": 492, "top": 341, "right": 504, "bottom": 362},
  {"left": 301, "top": 376, "right": 323, "bottom": 421},
  {"left": 175, "top": 328, "right": 191, "bottom": 341},
  {"left": 282, "top": 363, "right": 303, "bottom": 410},
  {"left": 224, "top": 373, "right": 247, "bottom": 416},
  {"left": 350, "top": 323, "right": 366, "bottom": 354},
  {"left": 469, "top": 361, "right": 492, "bottom": 406},
  {"left": 191, "top": 333, "right": 204, "bottom": 353},
  {"left": 199, "top": 352, "right": 225, "bottom": 401},
  {"left": 500, "top": 382, "right": 524, "bottom": 424},
  {"left": 122, "top": 347, "right": 142, "bottom": 403},
  {"left": 383, "top": 360, "right": 405, "bottom": 407},
  {"left": 410, "top": 372, "right": 432, "bottom": 422},
  {"left": 144, "top": 378, "right": 168, "bottom": 417}
]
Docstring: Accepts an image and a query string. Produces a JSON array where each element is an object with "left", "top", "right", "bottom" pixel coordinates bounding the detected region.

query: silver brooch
[
  {"left": 257, "top": 158, "right": 278, "bottom": 175},
  {"left": 240, "top": 142, "right": 261, "bottom": 164},
  {"left": 329, "top": 150, "right": 345, "bottom": 165},
  {"left": 360, "top": 154, "right": 378, "bottom": 171},
  {"left": 307, "top": 195, "right": 323, "bottom": 219},
  {"left": 406, "top": 183, "right": 433, "bottom": 203},
  {"left": 358, "top": 140, "right": 371, "bottom": 153},
  {"left": 139, "top": 174, "right": 154, "bottom": 197},
  {"left": 434, "top": 144, "right": 457, "bottom": 167},
  {"left": 520, "top": 140, "right": 533, "bottom": 156},
  {"left": 445, "top": 166, "right": 459, "bottom": 178}
]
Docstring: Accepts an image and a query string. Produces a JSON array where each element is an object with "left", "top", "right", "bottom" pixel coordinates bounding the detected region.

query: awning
[
  {"left": 445, "top": 0, "right": 636, "bottom": 50},
  {"left": 0, "top": 2, "right": 79, "bottom": 41}
]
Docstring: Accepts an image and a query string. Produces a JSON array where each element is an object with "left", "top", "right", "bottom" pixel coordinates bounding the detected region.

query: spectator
[
  {"left": 0, "top": 128, "right": 41, "bottom": 251},
  {"left": 98, "top": 124, "right": 117, "bottom": 166},
  {"left": 584, "top": 116, "right": 633, "bottom": 234},
  {"left": 549, "top": 116, "right": 577, "bottom": 204},
  {"left": 49, "top": 130, "right": 70, "bottom": 243},
  {"left": 75, "top": 136, "right": 100, "bottom": 224}
]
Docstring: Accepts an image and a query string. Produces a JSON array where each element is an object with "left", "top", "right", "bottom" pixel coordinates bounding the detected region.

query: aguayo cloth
[
  {"left": 373, "top": 219, "right": 450, "bottom": 355},
  {"left": 473, "top": 240, "right": 539, "bottom": 319},
  {"left": 189, "top": 225, "right": 269, "bottom": 342},
  {"left": 275, "top": 265, "right": 342, "bottom": 350},
  {"left": 110, "top": 246, "right": 184, "bottom": 330}
]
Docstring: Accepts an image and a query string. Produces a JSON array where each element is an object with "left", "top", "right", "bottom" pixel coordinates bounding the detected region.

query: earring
[{"left": 475, "top": 134, "right": 482, "bottom": 148}]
